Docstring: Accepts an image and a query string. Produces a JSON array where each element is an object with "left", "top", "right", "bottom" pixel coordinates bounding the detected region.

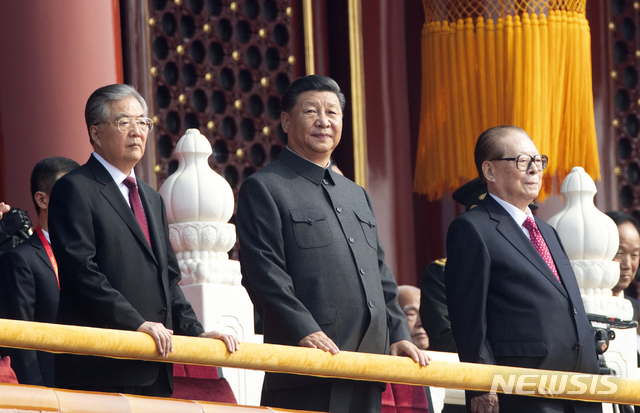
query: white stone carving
[
  {"left": 548, "top": 166, "right": 632, "bottom": 320},
  {"left": 158, "top": 129, "right": 263, "bottom": 405},
  {"left": 548, "top": 166, "right": 637, "bottom": 388},
  {"left": 159, "top": 128, "right": 234, "bottom": 224},
  {"left": 159, "top": 128, "right": 241, "bottom": 286},
  {"left": 547, "top": 167, "right": 618, "bottom": 261}
]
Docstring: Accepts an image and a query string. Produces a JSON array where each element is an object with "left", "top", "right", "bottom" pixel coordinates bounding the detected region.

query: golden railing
[{"left": 1, "top": 318, "right": 639, "bottom": 408}]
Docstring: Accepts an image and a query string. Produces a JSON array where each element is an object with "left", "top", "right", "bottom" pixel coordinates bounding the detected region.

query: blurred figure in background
[{"left": 0, "top": 157, "right": 78, "bottom": 386}]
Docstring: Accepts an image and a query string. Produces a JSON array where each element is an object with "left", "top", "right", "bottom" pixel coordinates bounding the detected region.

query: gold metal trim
[
  {"left": 302, "top": 0, "right": 315, "bottom": 75},
  {"left": 348, "top": 0, "right": 367, "bottom": 188},
  {"left": 142, "top": 0, "right": 158, "bottom": 189}
]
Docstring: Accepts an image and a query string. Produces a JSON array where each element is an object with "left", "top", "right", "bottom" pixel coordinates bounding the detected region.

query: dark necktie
[
  {"left": 123, "top": 177, "right": 151, "bottom": 247},
  {"left": 522, "top": 216, "right": 561, "bottom": 283}
]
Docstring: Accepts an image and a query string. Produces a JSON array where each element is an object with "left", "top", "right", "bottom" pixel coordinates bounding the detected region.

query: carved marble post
[
  {"left": 548, "top": 166, "right": 637, "bottom": 384},
  {"left": 158, "top": 129, "right": 263, "bottom": 406}
]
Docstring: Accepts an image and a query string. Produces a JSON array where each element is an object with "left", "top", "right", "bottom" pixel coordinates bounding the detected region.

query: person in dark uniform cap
[{"left": 420, "top": 178, "right": 487, "bottom": 354}]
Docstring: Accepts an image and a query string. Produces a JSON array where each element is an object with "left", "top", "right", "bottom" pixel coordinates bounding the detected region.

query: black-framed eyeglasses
[
  {"left": 97, "top": 116, "right": 154, "bottom": 133},
  {"left": 491, "top": 154, "right": 548, "bottom": 171}
]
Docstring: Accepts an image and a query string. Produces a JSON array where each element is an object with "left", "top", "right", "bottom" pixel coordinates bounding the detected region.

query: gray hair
[{"left": 85, "top": 84, "right": 148, "bottom": 144}]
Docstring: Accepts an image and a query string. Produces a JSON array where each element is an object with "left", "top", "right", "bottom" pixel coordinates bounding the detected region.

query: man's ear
[
  {"left": 281, "top": 111, "right": 290, "bottom": 134},
  {"left": 89, "top": 125, "right": 100, "bottom": 145},
  {"left": 34, "top": 191, "right": 49, "bottom": 211},
  {"left": 482, "top": 161, "right": 496, "bottom": 183}
]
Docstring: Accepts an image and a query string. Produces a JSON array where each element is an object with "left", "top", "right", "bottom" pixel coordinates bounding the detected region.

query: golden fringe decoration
[{"left": 415, "top": 1, "right": 600, "bottom": 201}]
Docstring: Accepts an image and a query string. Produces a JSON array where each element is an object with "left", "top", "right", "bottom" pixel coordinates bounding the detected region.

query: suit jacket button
[
  {"left": 368, "top": 300, "right": 374, "bottom": 308},
  {"left": 336, "top": 207, "right": 343, "bottom": 213},
  {"left": 573, "top": 308, "right": 578, "bottom": 315},
  {"left": 349, "top": 237, "right": 355, "bottom": 243},
  {"left": 160, "top": 308, "right": 167, "bottom": 315},
  {"left": 573, "top": 343, "right": 580, "bottom": 350},
  {"left": 360, "top": 268, "right": 365, "bottom": 275}
]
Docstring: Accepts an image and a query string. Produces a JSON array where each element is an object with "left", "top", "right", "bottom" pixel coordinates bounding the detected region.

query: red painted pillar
[
  {"left": 0, "top": 0, "right": 122, "bottom": 220},
  {"left": 361, "top": 0, "right": 417, "bottom": 286}
]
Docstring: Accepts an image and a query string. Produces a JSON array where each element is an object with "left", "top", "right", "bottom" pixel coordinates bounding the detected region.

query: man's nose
[
  {"left": 621, "top": 255, "right": 632, "bottom": 269},
  {"left": 129, "top": 122, "right": 144, "bottom": 135},
  {"left": 315, "top": 114, "right": 330, "bottom": 127}
]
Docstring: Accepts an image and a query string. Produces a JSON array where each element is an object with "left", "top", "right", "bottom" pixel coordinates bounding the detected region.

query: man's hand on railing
[
  {"left": 389, "top": 340, "right": 430, "bottom": 366},
  {"left": 298, "top": 331, "right": 340, "bottom": 355},
  {"left": 470, "top": 393, "right": 499, "bottom": 413},
  {"left": 198, "top": 330, "right": 239, "bottom": 353},
  {"left": 137, "top": 321, "right": 174, "bottom": 357}
]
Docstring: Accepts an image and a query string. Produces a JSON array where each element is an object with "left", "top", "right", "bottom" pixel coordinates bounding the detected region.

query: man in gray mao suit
[{"left": 237, "top": 75, "right": 428, "bottom": 413}]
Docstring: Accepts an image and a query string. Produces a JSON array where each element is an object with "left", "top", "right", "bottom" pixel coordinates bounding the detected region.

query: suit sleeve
[
  {"left": 364, "top": 189, "right": 411, "bottom": 345},
  {"left": 49, "top": 177, "right": 146, "bottom": 331},
  {"left": 444, "top": 216, "right": 496, "bottom": 366},
  {"left": 0, "top": 250, "right": 43, "bottom": 385},
  {"left": 236, "top": 177, "right": 321, "bottom": 344}
]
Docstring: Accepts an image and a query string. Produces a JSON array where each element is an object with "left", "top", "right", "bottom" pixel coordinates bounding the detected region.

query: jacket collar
[
  {"left": 278, "top": 148, "right": 334, "bottom": 186},
  {"left": 482, "top": 195, "right": 568, "bottom": 298},
  {"left": 85, "top": 156, "right": 158, "bottom": 264},
  {"left": 29, "top": 233, "right": 55, "bottom": 272}
]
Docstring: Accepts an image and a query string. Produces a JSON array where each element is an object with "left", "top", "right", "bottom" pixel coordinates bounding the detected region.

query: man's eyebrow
[
  {"left": 402, "top": 305, "right": 419, "bottom": 313},
  {"left": 113, "top": 113, "right": 145, "bottom": 120}
]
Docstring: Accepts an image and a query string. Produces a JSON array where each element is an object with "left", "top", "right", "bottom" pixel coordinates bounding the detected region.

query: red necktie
[
  {"left": 523, "top": 216, "right": 562, "bottom": 283},
  {"left": 123, "top": 177, "right": 152, "bottom": 247}
]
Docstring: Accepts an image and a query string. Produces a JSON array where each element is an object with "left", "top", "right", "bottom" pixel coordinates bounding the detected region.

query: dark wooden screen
[
  {"left": 148, "top": 0, "right": 298, "bottom": 200},
  {"left": 612, "top": 0, "right": 640, "bottom": 220}
]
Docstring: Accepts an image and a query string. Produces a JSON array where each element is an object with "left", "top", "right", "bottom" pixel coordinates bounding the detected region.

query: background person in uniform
[
  {"left": 420, "top": 178, "right": 488, "bottom": 354},
  {"left": 445, "top": 125, "right": 601, "bottom": 413},
  {"left": 0, "top": 157, "right": 79, "bottom": 386},
  {"left": 48, "top": 84, "right": 238, "bottom": 397},
  {"left": 237, "top": 75, "right": 428, "bottom": 413}
]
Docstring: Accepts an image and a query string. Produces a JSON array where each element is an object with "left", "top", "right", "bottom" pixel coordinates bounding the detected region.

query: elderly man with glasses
[
  {"left": 444, "top": 125, "right": 601, "bottom": 413},
  {"left": 48, "top": 84, "right": 238, "bottom": 397}
]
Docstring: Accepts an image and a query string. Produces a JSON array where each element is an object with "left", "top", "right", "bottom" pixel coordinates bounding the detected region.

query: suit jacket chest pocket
[
  {"left": 290, "top": 209, "right": 332, "bottom": 249},
  {"left": 354, "top": 210, "right": 378, "bottom": 249}
]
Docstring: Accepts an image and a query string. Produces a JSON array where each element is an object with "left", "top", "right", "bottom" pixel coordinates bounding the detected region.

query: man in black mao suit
[
  {"left": 445, "top": 125, "right": 601, "bottom": 413},
  {"left": 0, "top": 157, "right": 79, "bottom": 386},
  {"left": 237, "top": 75, "right": 428, "bottom": 413},
  {"left": 49, "top": 84, "right": 237, "bottom": 396}
]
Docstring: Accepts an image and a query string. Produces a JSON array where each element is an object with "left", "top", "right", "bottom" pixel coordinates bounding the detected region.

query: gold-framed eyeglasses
[
  {"left": 101, "top": 117, "right": 154, "bottom": 133},
  {"left": 491, "top": 154, "right": 548, "bottom": 171}
]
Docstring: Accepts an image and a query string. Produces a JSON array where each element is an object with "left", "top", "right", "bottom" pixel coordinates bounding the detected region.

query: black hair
[
  {"left": 31, "top": 157, "right": 80, "bottom": 214},
  {"left": 606, "top": 210, "right": 640, "bottom": 231},
  {"left": 281, "top": 75, "right": 346, "bottom": 113}
]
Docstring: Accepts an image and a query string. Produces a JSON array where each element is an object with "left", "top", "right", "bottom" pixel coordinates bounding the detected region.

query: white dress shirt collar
[
  {"left": 489, "top": 193, "right": 533, "bottom": 239},
  {"left": 92, "top": 152, "right": 136, "bottom": 207},
  {"left": 41, "top": 229, "right": 50, "bottom": 244}
]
